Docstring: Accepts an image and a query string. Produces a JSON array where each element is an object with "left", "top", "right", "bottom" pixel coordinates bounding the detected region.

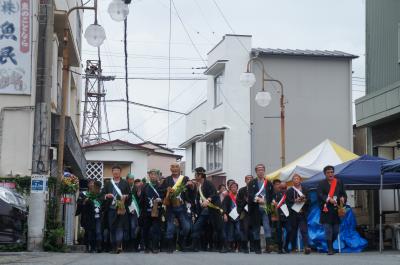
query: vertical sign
[{"left": 0, "top": 0, "right": 32, "bottom": 94}]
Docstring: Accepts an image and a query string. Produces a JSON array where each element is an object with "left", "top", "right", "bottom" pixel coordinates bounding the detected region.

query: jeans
[
  {"left": 252, "top": 207, "right": 272, "bottom": 240},
  {"left": 165, "top": 205, "right": 191, "bottom": 239},
  {"left": 323, "top": 223, "right": 340, "bottom": 241},
  {"left": 108, "top": 209, "right": 124, "bottom": 246},
  {"left": 225, "top": 220, "right": 241, "bottom": 242},
  {"left": 129, "top": 213, "right": 138, "bottom": 240}
]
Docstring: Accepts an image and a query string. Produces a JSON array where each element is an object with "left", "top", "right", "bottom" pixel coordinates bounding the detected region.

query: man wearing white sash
[
  {"left": 140, "top": 169, "right": 163, "bottom": 253},
  {"left": 247, "top": 164, "right": 274, "bottom": 254},
  {"left": 191, "top": 167, "right": 226, "bottom": 252},
  {"left": 160, "top": 163, "right": 193, "bottom": 253},
  {"left": 286, "top": 174, "right": 311, "bottom": 254},
  {"left": 101, "top": 165, "right": 131, "bottom": 254}
]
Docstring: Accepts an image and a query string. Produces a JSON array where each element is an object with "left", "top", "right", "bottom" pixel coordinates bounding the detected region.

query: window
[
  {"left": 398, "top": 23, "right": 400, "bottom": 63},
  {"left": 214, "top": 71, "right": 224, "bottom": 107},
  {"left": 206, "top": 136, "right": 223, "bottom": 171},
  {"left": 191, "top": 143, "right": 196, "bottom": 171}
]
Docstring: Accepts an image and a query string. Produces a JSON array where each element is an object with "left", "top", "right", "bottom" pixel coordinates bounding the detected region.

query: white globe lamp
[
  {"left": 255, "top": 91, "right": 272, "bottom": 107},
  {"left": 108, "top": 0, "right": 130, "bottom": 22},
  {"left": 240, "top": 72, "right": 256, "bottom": 88},
  {"left": 84, "top": 24, "right": 106, "bottom": 47}
]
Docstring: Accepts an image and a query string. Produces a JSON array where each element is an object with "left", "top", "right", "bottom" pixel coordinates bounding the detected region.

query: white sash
[
  {"left": 255, "top": 178, "right": 268, "bottom": 197},
  {"left": 111, "top": 179, "right": 123, "bottom": 197},
  {"left": 148, "top": 182, "right": 160, "bottom": 198},
  {"left": 292, "top": 186, "right": 304, "bottom": 197},
  {"left": 291, "top": 186, "right": 305, "bottom": 213}
]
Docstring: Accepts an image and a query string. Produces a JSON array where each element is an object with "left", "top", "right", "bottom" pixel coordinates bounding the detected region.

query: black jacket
[
  {"left": 236, "top": 186, "right": 248, "bottom": 216},
  {"left": 272, "top": 190, "right": 289, "bottom": 220},
  {"left": 159, "top": 175, "right": 195, "bottom": 204},
  {"left": 317, "top": 178, "right": 347, "bottom": 224},
  {"left": 101, "top": 179, "right": 131, "bottom": 229},
  {"left": 194, "top": 179, "right": 220, "bottom": 214},
  {"left": 286, "top": 185, "right": 310, "bottom": 215},
  {"left": 222, "top": 193, "right": 238, "bottom": 221},
  {"left": 140, "top": 181, "right": 164, "bottom": 214},
  {"left": 76, "top": 191, "right": 103, "bottom": 230},
  {"left": 247, "top": 178, "right": 273, "bottom": 227}
]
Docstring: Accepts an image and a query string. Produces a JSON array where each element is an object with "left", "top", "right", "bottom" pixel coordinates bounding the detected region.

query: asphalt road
[{"left": 1, "top": 251, "right": 400, "bottom": 265}]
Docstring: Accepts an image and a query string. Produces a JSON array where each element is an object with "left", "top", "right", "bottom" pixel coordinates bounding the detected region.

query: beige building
[{"left": 84, "top": 140, "right": 182, "bottom": 182}]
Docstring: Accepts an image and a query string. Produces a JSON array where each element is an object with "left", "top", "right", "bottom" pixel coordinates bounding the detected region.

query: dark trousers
[
  {"left": 108, "top": 209, "right": 124, "bottom": 247},
  {"left": 274, "top": 219, "right": 290, "bottom": 249},
  {"left": 240, "top": 214, "right": 252, "bottom": 242},
  {"left": 289, "top": 212, "right": 309, "bottom": 249},
  {"left": 143, "top": 213, "right": 161, "bottom": 249},
  {"left": 193, "top": 210, "right": 224, "bottom": 244},
  {"left": 86, "top": 218, "right": 102, "bottom": 251},
  {"left": 323, "top": 223, "right": 340, "bottom": 241},
  {"left": 225, "top": 220, "right": 241, "bottom": 242}
]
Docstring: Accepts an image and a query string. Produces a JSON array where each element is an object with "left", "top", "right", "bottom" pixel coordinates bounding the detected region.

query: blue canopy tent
[
  {"left": 379, "top": 158, "right": 400, "bottom": 252},
  {"left": 301, "top": 155, "right": 400, "bottom": 252},
  {"left": 303, "top": 155, "right": 400, "bottom": 190}
]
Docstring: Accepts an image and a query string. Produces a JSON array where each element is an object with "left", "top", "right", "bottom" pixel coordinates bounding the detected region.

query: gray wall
[
  {"left": 366, "top": 0, "right": 400, "bottom": 92},
  {"left": 251, "top": 55, "right": 353, "bottom": 172}
]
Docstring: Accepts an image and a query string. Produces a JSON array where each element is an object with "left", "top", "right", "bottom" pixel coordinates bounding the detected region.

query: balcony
[{"left": 51, "top": 114, "right": 87, "bottom": 178}]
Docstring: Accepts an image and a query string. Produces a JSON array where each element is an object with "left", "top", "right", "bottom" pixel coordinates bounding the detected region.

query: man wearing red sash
[
  {"left": 247, "top": 164, "right": 274, "bottom": 254},
  {"left": 286, "top": 174, "right": 311, "bottom": 254},
  {"left": 222, "top": 182, "right": 241, "bottom": 252},
  {"left": 317, "top": 165, "right": 347, "bottom": 255}
]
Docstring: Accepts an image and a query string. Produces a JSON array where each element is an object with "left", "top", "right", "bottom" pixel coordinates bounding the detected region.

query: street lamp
[
  {"left": 57, "top": 0, "right": 105, "bottom": 222},
  {"left": 240, "top": 57, "right": 286, "bottom": 167},
  {"left": 108, "top": 0, "right": 130, "bottom": 21}
]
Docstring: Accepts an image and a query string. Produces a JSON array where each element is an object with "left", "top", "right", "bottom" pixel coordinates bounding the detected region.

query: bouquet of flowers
[{"left": 61, "top": 174, "right": 79, "bottom": 194}]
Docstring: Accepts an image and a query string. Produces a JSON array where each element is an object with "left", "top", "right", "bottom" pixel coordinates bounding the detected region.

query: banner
[{"left": 0, "top": 0, "right": 32, "bottom": 94}]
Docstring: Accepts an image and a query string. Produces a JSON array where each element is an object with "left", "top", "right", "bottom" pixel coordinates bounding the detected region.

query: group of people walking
[{"left": 76, "top": 163, "right": 346, "bottom": 255}]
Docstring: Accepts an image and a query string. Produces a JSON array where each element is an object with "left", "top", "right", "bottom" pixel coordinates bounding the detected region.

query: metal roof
[{"left": 252, "top": 48, "right": 358, "bottom": 59}]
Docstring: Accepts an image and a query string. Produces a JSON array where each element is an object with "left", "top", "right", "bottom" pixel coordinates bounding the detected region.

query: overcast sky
[{"left": 81, "top": 0, "right": 365, "bottom": 154}]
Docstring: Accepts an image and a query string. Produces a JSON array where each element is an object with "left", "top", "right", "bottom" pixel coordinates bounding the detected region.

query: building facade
[
  {"left": 355, "top": 0, "right": 400, "bottom": 222},
  {"left": 181, "top": 35, "right": 356, "bottom": 186},
  {"left": 84, "top": 140, "right": 182, "bottom": 183}
]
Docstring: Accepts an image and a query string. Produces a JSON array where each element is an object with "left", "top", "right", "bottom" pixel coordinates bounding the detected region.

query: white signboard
[
  {"left": 0, "top": 0, "right": 32, "bottom": 94},
  {"left": 31, "top": 174, "right": 48, "bottom": 193}
]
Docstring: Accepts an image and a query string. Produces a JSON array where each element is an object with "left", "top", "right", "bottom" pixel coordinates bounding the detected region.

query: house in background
[
  {"left": 180, "top": 34, "right": 357, "bottom": 186},
  {"left": 84, "top": 139, "right": 182, "bottom": 183}
]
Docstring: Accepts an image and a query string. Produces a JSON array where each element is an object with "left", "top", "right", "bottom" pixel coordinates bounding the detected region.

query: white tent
[{"left": 267, "top": 139, "right": 358, "bottom": 182}]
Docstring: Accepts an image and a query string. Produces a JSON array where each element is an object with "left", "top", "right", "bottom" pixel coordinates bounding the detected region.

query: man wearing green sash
[
  {"left": 140, "top": 169, "right": 164, "bottom": 253},
  {"left": 126, "top": 173, "right": 140, "bottom": 252}
]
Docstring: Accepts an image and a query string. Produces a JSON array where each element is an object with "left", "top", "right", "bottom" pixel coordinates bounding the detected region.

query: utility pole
[{"left": 28, "top": 0, "right": 53, "bottom": 251}]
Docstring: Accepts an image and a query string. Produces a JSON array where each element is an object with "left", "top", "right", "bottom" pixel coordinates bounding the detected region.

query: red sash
[
  {"left": 323, "top": 178, "right": 337, "bottom": 213},
  {"left": 276, "top": 193, "right": 286, "bottom": 209},
  {"left": 229, "top": 192, "right": 237, "bottom": 206},
  {"left": 328, "top": 178, "right": 337, "bottom": 199}
]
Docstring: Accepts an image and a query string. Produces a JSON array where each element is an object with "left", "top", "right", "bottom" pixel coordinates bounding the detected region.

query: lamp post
[
  {"left": 240, "top": 57, "right": 286, "bottom": 167},
  {"left": 57, "top": 0, "right": 105, "bottom": 221}
]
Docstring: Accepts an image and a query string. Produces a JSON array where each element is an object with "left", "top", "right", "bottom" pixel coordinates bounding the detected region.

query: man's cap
[
  {"left": 126, "top": 173, "right": 135, "bottom": 179},
  {"left": 148, "top": 169, "right": 161, "bottom": 175}
]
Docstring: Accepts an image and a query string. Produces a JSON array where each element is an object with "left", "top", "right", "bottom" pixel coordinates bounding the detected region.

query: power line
[{"left": 171, "top": 0, "right": 207, "bottom": 66}]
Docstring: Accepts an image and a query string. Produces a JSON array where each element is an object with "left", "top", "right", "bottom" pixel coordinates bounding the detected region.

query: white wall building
[
  {"left": 180, "top": 35, "right": 357, "bottom": 186},
  {"left": 0, "top": 0, "right": 85, "bottom": 178}
]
